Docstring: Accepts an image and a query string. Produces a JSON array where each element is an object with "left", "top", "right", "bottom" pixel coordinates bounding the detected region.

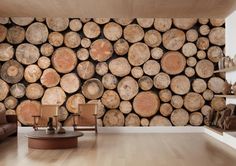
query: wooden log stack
[{"left": 0, "top": 17, "right": 225, "bottom": 127}]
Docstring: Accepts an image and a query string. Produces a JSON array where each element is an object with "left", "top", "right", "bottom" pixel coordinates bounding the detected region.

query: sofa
[{"left": 0, "top": 111, "right": 17, "bottom": 141}]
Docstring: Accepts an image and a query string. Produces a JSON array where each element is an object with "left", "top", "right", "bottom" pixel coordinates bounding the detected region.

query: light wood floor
[{"left": 0, "top": 133, "right": 236, "bottom": 166}]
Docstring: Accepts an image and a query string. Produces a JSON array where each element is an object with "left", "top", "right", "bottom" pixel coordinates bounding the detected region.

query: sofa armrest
[{"left": 6, "top": 115, "right": 17, "bottom": 123}]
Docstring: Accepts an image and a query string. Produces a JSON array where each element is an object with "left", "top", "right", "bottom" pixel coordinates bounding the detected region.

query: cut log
[
  {"left": 160, "top": 103, "right": 173, "bottom": 117},
  {"left": 64, "top": 31, "right": 81, "bottom": 48},
  {"left": 87, "top": 99, "right": 105, "bottom": 118},
  {"left": 24, "top": 64, "right": 42, "bottom": 83},
  {"left": 80, "top": 18, "right": 91, "bottom": 23},
  {"left": 184, "top": 67, "right": 195, "bottom": 77},
  {"left": 77, "top": 61, "right": 95, "bottom": 80},
  {"left": 211, "top": 97, "right": 225, "bottom": 111},
  {"left": 81, "top": 38, "right": 91, "bottom": 48},
  {"left": 37, "top": 56, "right": 51, "bottom": 69},
  {"left": 163, "top": 29, "right": 185, "bottom": 50},
  {"left": 90, "top": 39, "right": 113, "bottom": 62},
  {"left": 16, "top": 43, "right": 40, "bottom": 65},
  {"left": 138, "top": 76, "right": 153, "bottom": 91},
  {"left": 0, "top": 79, "right": 9, "bottom": 101},
  {"left": 52, "top": 47, "right": 77, "bottom": 73},
  {"left": 210, "top": 18, "right": 225, "bottom": 27},
  {"left": 189, "top": 112, "right": 203, "bottom": 126},
  {"left": 10, "top": 83, "right": 25, "bottom": 98},
  {"left": 199, "top": 25, "right": 210, "bottom": 36},
  {"left": 6, "top": 109, "right": 16, "bottom": 115},
  {"left": 143, "top": 60, "right": 160, "bottom": 76},
  {"left": 6, "top": 26, "right": 25, "bottom": 44},
  {"left": 187, "top": 57, "right": 197, "bottom": 67},
  {"left": 0, "top": 25, "right": 7, "bottom": 42},
  {"left": 40, "top": 43, "right": 54, "bottom": 57},
  {"left": 150, "top": 116, "right": 172, "bottom": 126},
  {"left": 77, "top": 48, "right": 89, "bottom": 61},
  {"left": 103, "top": 109, "right": 125, "bottom": 126},
  {"left": 208, "top": 77, "right": 225, "bottom": 93},
  {"left": 153, "top": 72, "right": 171, "bottom": 89},
  {"left": 137, "top": 18, "right": 154, "bottom": 28},
  {"left": 154, "top": 18, "right": 172, "bottom": 32},
  {"left": 83, "top": 21, "right": 100, "bottom": 38},
  {"left": 66, "top": 93, "right": 85, "bottom": 113},
  {"left": 60, "top": 73, "right": 80, "bottom": 94},
  {"left": 58, "top": 106, "right": 69, "bottom": 121},
  {"left": 48, "top": 32, "right": 64, "bottom": 47},
  {"left": 69, "top": 19, "right": 82, "bottom": 31},
  {"left": 103, "top": 22, "right": 122, "bottom": 41},
  {"left": 198, "top": 18, "right": 209, "bottom": 25},
  {"left": 161, "top": 51, "right": 186, "bottom": 75},
  {"left": 119, "top": 101, "right": 132, "bottom": 114},
  {"left": 0, "top": 43, "right": 14, "bottom": 61},
  {"left": 113, "top": 18, "right": 134, "bottom": 26},
  {"left": 133, "top": 91, "right": 160, "bottom": 118},
  {"left": 82, "top": 78, "right": 104, "bottom": 99},
  {"left": 159, "top": 89, "right": 172, "bottom": 102},
  {"left": 201, "top": 105, "right": 212, "bottom": 116},
  {"left": 26, "top": 83, "right": 44, "bottom": 99},
  {"left": 124, "top": 24, "right": 144, "bottom": 43},
  {"left": 186, "top": 29, "right": 198, "bottom": 42},
  {"left": 207, "top": 46, "right": 223, "bottom": 63},
  {"left": 140, "top": 118, "right": 149, "bottom": 126},
  {"left": 36, "top": 17, "right": 46, "bottom": 22},
  {"left": 4, "top": 96, "right": 18, "bottom": 109},
  {"left": 184, "top": 92, "right": 205, "bottom": 112},
  {"left": 1, "top": 60, "right": 24, "bottom": 84},
  {"left": 196, "top": 50, "right": 206, "bottom": 59},
  {"left": 96, "top": 62, "right": 108, "bottom": 76},
  {"left": 203, "top": 89, "right": 214, "bottom": 101},
  {"left": 171, "top": 95, "right": 184, "bottom": 109},
  {"left": 0, "top": 17, "right": 9, "bottom": 24},
  {"left": 144, "top": 30, "right": 162, "bottom": 48},
  {"left": 109, "top": 57, "right": 131, "bottom": 77},
  {"left": 97, "top": 119, "right": 103, "bottom": 126},
  {"left": 40, "top": 68, "right": 60, "bottom": 88},
  {"left": 26, "top": 22, "right": 48, "bottom": 45},
  {"left": 63, "top": 115, "right": 75, "bottom": 126},
  {"left": 41, "top": 87, "right": 66, "bottom": 106},
  {"left": 0, "top": 102, "right": 6, "bottom": 112},
  {"left": 192, "top": 79, "right": 207, "bottom": 93},
  {"left": 128, "top": 42, "right": 150, "bottom": 66},
  {"left": 170, "top": 108, "right": 189, "bottom": 126},
  {"left": 209, "top": 27, "right": 225, "bottom": 46},
  {"left": 11, "top": 17, "right": 34, "bottom": 26},
  {"left": 196, "top": 37, "right": 209, "bottom": 50},
  {"left": 114, "top": 39, "right": 129, "bottom": 56},
  {"left": 182, "top": 43, "right": 197, "bottom": 57},
  {"left": 170, "top": 75, "right": 190, "bottom": 95},
  {"left": 151, "top": 47, "right": 163, "bottom": 60},
  {"left": 16, "top": 100, "right": 41, "bottom": 125},
  {"left": 93, "top": 18, "right": 110, "bottom": 24},
  {"left": 102, "top": 73, "right": 118, "bottom": 90},
  {"left": 173, "top": 18, "right": 197, "bottom": 30},
  {"left": 125, "top": 113, "right": 140, "bottom": 126},
  {"left": 195, "top": 60, "right": 214, "bottom": 78},
  {"left": 46, "top": 18, "right": 69, "bottom": 32},
  {"left": 117, "top": 76, "right": 139, "bottom": 100},
  {"left": 101, "top": 90, "right": 120, "bottom": 109},
  {"left": 131, "top": 67, "right": 143, "bottom": 79}
]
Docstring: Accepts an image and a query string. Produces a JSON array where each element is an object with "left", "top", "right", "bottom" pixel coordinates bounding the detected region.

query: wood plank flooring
[{"left": 0, "top": 133, "right": 236, "bottom": 166}]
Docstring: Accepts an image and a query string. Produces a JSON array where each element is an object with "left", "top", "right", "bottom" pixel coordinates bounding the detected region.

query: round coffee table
[{"left": 27, "top": 130, "right": 83, "bottom": 149}]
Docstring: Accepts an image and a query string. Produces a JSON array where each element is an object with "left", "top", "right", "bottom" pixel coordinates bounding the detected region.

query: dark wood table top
[{"left": 26, "top": 130, "right": 83, "bottom": 139}]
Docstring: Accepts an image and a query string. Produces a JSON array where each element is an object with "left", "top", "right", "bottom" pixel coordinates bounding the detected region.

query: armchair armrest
[
  {"left": 6, "top": 115, "right": 17, "bottom": 123},
  {"left": 32, "top": 115, "right": 40, "bottom": 118}
]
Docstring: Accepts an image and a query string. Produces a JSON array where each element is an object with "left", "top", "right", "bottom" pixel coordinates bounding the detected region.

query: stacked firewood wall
[{"left": 0, "top": 17, "right": 225, "bottom": 126}]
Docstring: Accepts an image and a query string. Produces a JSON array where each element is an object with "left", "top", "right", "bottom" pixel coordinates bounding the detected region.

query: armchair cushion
[
  {"left": 0, "top": 123, "right": 17, "bottom": 134},
  {"left": 0, "top": 111, "right": 7, "bottom": 124}
]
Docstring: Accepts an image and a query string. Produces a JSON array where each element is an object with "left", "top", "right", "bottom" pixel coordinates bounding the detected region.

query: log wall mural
[{"left": 0, "top": 17, "right": 226, "bottom": 126}]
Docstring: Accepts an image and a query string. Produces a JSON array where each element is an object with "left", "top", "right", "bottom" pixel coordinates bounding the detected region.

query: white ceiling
[{"left": 0, "top": 0, "right": 235, "bottom": 18}]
